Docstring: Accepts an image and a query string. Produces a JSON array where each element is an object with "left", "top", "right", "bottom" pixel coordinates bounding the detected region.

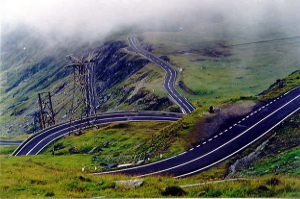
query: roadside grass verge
[
  {"left": 228, "top": 110, "right": 300, "bottom": 178},
  {"left": 1, "top": 153, "right": 299, "bottom": 198},
  {"left": 0, "top": 146, "right": 18, "bottom": 155},
  {"left": 41, "top": 121, "right": 174, "bottom": 170},
  {"left": 0, "top": 134, "right": 31, "bottom": 141}
]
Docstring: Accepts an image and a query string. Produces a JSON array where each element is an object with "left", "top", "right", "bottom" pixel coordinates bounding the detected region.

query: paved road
[
  {"left": 94, "top": 86, "right": 300, "bottom": 178},
  {"left": 12, "top": 112, "right": 182, "bottom": 156},
  {"left": 0, "top": 140, "right": 23, "bottom": 146},
  {"left": 11, "top": 37, "right": 300, "bottom": 179},
  {"left": 128, "top": 37, "right": 195, "bottom": 114}
]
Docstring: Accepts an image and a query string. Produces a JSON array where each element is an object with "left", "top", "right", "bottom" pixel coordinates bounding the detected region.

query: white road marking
[
  {"left": 92, "top": 90, "right": 299, "bottom": 176},
  {"left": 26, "top": 115, "right": 181, "bottom": 156},
  {"left": 175, "top": 105, "right": 300, "bottom": 178},
  {"left": 134, "top": 95, "right": 300, "bottom": 178}
]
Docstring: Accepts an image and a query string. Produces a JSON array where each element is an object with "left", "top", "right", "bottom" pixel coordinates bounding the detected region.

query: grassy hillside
[
  {"left": 136, "top": 31, "right": 300, "bottom": 107},
  {"left": 0, "top": 115, "right": 299, "bottom": 198},
  {"left": 0, "top": 71, "right": 299, "bottom": 198},
  {"left": 0, "top": 28, "right": 155, "bottom": 136},
  {"left": 42, "top": 121, "right": 174, "bottom": 167},
  {"left": 1, "top": 21, "right": 299, "bottom": 136}
]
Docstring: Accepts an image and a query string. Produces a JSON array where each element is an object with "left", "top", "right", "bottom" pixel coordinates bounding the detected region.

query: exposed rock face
[
  {"left": 115, "top": 179, "right": 144, "bottom": 188},
  {"left": 88, "top": 146, "right": 102, "bottom": 154},
  {"left": 226, "top": 139, "right": 270, "bottom": 178},
  {"left": 159, "top": 55, "right": 170, "bottom": 62},
  {"left": 125, "top": 88, "right": 173, "bottom": 111},
  {"left": 93, "top": 41, "right": 150, "bottom": 108},
  {"left": 178, "top": 80, "right": 195, "bottom": 95}
]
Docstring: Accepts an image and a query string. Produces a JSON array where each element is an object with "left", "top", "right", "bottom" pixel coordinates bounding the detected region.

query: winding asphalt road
[
  {"left": 12, "top": 112, "right": 182, "bottom": 156},
  {"left": 11, "top": 36, "right": 300, "bottom": 179},
  {"left": 94, "top": 86, "right": 300, "bottom": 178},
  {"left": 12, "top": 37, "right": 194, "bottom": 156},
  {"left": 128, "top": 37, "right": 195, "bottom": 114}
]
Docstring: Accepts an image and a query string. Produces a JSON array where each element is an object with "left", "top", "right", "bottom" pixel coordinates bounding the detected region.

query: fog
[{"left": 2, "top": 0, "right": 300, "bottom": 43}]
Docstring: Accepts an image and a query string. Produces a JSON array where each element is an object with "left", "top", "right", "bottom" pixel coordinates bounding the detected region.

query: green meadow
[{"left": 137, "top": 31, "right": 300, "bottom": 107}]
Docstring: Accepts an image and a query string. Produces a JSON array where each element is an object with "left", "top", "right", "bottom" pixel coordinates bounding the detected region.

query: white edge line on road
[
  {"left": 134, "top": 95, "right": 299, "bottom": 178},
  {"left": 128, "top": 37, "right": 194, "bottom": 114},
  {"left": 175, "top": 106, "right": 300, "bottom": 178},
  {"left": 14, "top": 111, "right": 182, "bottom": 156},
  {"left": 30, "top": 116, "right": 180, "bottom": 155}
]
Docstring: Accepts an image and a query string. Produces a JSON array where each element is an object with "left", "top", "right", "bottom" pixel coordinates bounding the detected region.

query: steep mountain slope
[{"left": 0, "top": 26, "right": 173, "bottom": 136}]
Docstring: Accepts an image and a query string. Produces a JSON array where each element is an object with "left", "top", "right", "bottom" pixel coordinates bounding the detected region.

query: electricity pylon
[
  {"left": 38, "top": 92, "right": 55, "bottom": 129},
  {"left": 65, "top": 53, "right": 97, "bottom": 119}
]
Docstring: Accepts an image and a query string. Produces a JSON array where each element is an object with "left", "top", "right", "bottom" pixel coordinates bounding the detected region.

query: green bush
[{"left": 161, "top": 186, "right": 186, "bottom": 196}]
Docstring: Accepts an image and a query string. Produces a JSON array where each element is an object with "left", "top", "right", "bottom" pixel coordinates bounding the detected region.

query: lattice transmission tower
[
  {"left": 38, "top": 92, "right": 55, "bottom": 129},
  {"left": 65, "top": 53, "right": 98, "bottom": 120}
]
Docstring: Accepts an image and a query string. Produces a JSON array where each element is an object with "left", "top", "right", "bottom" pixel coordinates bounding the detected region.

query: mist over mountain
[{"left": 2, "top": 0, "right": 300, "bottom": 44}]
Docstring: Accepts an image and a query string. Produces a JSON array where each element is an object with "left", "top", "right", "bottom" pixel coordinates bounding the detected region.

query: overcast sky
[{"left": 2, "top": 0, "right": 300, "bottom": 42}]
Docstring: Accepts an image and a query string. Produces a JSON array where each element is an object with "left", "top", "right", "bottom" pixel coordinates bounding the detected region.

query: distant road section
[
  {"left": 12, "top": 112, "right": 182, "bottom": 156},
  {"left": 0, "top": 140, "right": 23, "bottom": 146},
  {"left": 128, "top": 37, "right": 195, "bottom": 114},
  {"left": 227, "top": 35, "right": 300, "bottom": 47}
]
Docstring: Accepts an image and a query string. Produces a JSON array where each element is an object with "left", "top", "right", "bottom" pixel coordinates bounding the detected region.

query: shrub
[
  {"left": 258, "top": 185, "right": 269, "bottom": 191},
  {"left": 45, "top": 191, "right": 55, "bottom": 197},
  {"left": 161, "top": 186, "right": 186, "bottom": 196},
  {"left": 266, "top": 177, "right": 281, "bottom": 186}
]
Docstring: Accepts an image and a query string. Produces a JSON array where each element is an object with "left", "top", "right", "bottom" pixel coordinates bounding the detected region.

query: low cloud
[{"left": 2, "top": 0, "right": 300, "bottom": 43}]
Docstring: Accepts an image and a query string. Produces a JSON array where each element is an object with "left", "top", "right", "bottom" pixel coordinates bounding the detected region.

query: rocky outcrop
[
  {"left": 226, "top": 138, "right": 270, "bottom": 178},
  {"left": 125, "top": 88, "right": 173, "bottom": 111},
  {"left": 115, "top": 179, "right": 144, "bottom": 188},
  {"left": 178, "top": 80, "right": 195, "bottom": 95},
  {"left": 93, "top": 41, "right": 150, "bottom": 108},
  {"left": 159, "top": 55, "right": 170, "bottom": 62}
]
